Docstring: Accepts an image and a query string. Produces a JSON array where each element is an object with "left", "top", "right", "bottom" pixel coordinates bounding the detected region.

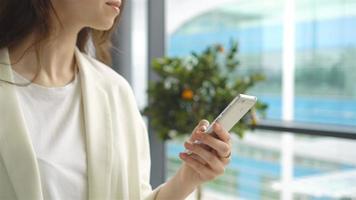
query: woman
[{"left": 0, "top": 0, "right": 232, "bottom": 199}]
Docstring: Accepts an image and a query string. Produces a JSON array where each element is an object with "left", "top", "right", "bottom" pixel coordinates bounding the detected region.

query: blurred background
[{"left": 111, "top": 0, "right": 356, "bottom": 199}]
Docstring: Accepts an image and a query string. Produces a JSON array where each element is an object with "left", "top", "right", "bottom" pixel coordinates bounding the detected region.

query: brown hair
[{"left": 0, "top": 0, "right": 124, "bottom": 86}]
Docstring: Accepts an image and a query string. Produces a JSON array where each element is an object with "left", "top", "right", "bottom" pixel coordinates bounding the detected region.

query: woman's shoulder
[
  {"left": 78, "top": 51, "right": 131, "bottom": 91},
  {"left": 79, "top": 51, "right": 142, "bottom": 116}
]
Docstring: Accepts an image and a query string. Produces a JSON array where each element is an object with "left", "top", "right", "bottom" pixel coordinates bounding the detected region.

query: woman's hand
[
  {"left": 154, "top": 120, "right": 232, "bottom": 200},
  {"left": 178, "top": 119, "right": 232, "bottom": 187}
]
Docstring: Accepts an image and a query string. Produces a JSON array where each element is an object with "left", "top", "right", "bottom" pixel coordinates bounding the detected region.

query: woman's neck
[{"left": 9, "top": 28, "right": 80, "bottom": 87}]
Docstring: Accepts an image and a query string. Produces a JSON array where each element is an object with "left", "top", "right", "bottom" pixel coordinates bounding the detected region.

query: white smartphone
[
  {"left": 205, "top": 94, "right": 257, "bottom": 136},
  {"left": 186, "top": 94, "right": 257, "bottom": 154}
]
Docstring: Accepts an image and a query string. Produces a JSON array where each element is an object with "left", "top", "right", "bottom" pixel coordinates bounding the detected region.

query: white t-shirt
[{"left": 12, "top": 69, "right": 87, "bottom": 200}]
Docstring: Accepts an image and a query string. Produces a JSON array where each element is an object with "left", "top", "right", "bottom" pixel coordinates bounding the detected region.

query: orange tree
[{"left": 143, "top": 40, "right": 267, "bottom": 140}]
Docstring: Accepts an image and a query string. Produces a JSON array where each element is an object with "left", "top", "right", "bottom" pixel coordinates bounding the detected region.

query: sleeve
[
  {"left": 138, "top": 117, "right": 165, "bottom": 200},
  {"left": 121, "top": 80, "right": 164, "bottom": 200}
]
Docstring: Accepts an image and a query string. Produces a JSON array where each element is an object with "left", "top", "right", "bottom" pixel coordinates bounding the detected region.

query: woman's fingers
[
  {"left": 189, "top": 120, "right": 209, "bottom": 142},
  {"left": 193, "top": 119, "right": 209, "bottom": 133},
  {"left": 184, "top": 142, "right": 208, "bottom": 165},
  {"left": 212, "top": 122, "right": 230, "bottom": 143},
  {"left": 189, "top": 153, "right": 207, "bottom": 165},
  {"left": 195, "top": 132, "right": 231, "bottom": 158},
  {"left": 179, "top": 152, "right": 217, "bottom": 181},
  {"left": 179, "top": 121, "right": 233, "bottom": 183},
  {"left": 184, "top": 141, "right": 225, "bottom": 174},
  {"left": 212, "top": 149, "right": 231, "bottom": 165},
  {"left": 195, "top": 123, "right": 231, "bottom": 158}
]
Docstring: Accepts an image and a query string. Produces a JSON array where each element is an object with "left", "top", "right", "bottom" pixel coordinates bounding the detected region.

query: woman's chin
[
  {"left": 95, "top": 24, "right": 114, "bottom": 31},
  {"left": 92, "top": 20, "right": 116, "bottom": 31}
]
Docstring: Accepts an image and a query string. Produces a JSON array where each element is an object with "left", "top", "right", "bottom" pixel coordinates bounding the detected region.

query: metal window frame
[
  {"left": 111, "top": 0, "right": 132, "bottom": 84},
  {"left": 254, "top": 120, "right": 356, "bottom": 140},
  {"left": 147, "top": 0, "right": 166, "bottom": 189}
]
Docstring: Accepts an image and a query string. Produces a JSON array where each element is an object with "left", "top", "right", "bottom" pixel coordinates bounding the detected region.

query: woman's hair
[{"left": 0, "top": 0, "right": 124, "bottom": 86}]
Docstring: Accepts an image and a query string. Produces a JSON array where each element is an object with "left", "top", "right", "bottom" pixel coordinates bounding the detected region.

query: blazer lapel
[
  {"left": 0, "top": 48, "right": 43, "bottom": 200},
  {"left": 75, "top": 48, "right": 113, "bottom": 200}
]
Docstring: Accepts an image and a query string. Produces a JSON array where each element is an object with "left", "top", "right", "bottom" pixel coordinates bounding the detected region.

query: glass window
[
  {"left": 294, "top": 0, "right": 356, "bottom": 125},
  {"left": 166, "top": 0, "right": 356, "bottom": 125},
  {"left": 164, "top": 0, "right": 356, "bottom": 199},
  {"left": 166, "top": 0, "right": 284, "bottom": 120}
]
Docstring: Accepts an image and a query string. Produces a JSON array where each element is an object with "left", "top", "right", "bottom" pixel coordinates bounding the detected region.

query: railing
[{"left": 253, "top": 120, "right": 356, "bottom": 140}]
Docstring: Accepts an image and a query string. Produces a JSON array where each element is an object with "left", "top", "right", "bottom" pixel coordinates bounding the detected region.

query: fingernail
[
  {"left": 185, "top": 142, "right": 192, "bottom": 149},
  {"left": 193, "top": 139, "right": 202, "bottom": 144},
  {"left": 185, "top": 140, "right": 193, "bottom": 145},
  {"left": 201, "top": 125, "right": 207, "bottom": 131},
  {"left": 200, "top": 119, "right": 209, "bottom": 125},
  {"left": 179, "top": 152, "right": 187, "bottom": 159},
  {"left": 184, "top": 141, "right": 189, "bottom": 147}
]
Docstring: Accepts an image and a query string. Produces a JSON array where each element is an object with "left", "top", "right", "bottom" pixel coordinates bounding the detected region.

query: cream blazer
[{"left": 0, "top": 47, "right": 161, "bottom": 200}]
